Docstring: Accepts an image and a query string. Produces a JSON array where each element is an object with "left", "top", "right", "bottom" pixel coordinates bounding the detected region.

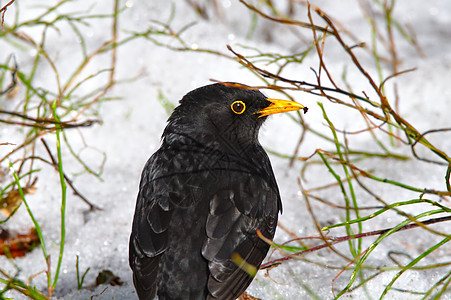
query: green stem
[
  {"left": 323, "top": 198, "right": 451, "bottom": 231},
  {"left": 9, "top": 162, "right": 49, "bottom": 277},
  {"left": 335, "top": 209, "right": 445, "bottom": 298},
  {"left": 319, "top": 102, "right": 362, "bottom": 257},
  {"left": 421, "top": 268, "right": 451, "bottom": 299},
  {"left": 446, "top": 163, "right": 451, "bottom": 192},
  {"left": 51, "top": 100, "right": 67, "bottom": 290},
  {"left": 380, "top": 235, "right": 451, "bottom": 299}
]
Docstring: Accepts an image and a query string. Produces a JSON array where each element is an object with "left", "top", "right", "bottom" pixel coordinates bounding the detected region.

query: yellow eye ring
[{"left": 231, "top": 101, "right": 246, "bottom": 114}]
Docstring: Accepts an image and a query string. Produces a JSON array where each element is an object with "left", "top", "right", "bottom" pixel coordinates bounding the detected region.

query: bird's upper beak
[{"left": 257, "top": 98, "right": 308, "bottom": 118}]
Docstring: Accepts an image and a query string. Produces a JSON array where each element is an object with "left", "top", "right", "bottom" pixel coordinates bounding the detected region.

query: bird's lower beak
[{"left": 257, "top": 98, "right": 308, "bottom": 118}]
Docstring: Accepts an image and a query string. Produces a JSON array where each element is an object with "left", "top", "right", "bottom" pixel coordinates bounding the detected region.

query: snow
[{"left": 1, "top": 0, "right": 450, "bottom": 299}]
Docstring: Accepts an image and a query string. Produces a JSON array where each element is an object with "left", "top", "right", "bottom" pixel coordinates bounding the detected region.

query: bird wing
[
  {"left": 129, "top": 153, "right": 174, "bottom": 300},
  {"left": 130, "top": 144, "right": 212, "bottom": 299},
  {"left": 201, "top": 170, "right": 279, "bottom": 300}
]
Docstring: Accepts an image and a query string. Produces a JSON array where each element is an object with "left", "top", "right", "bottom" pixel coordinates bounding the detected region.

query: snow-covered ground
[{"left": 1, "top": 0, "right": 450, "bottom": 299}]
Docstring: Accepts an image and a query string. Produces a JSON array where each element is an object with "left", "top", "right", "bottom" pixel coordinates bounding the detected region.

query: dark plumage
[{"left": 129, "top": 83, "right": 306, "bottom": 300}]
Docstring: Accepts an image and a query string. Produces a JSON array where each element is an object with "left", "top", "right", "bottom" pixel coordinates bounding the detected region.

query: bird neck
[
  {"left": 163, "top": 129, "right": 258, "bottom": 158},
  {"left": 164, "top": 121, "right": 262, "bottom": 158}
]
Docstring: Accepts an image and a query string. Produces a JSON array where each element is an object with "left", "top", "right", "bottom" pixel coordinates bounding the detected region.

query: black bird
[{"left": 129, "top": 83, "right": 307, "bottom": 300}]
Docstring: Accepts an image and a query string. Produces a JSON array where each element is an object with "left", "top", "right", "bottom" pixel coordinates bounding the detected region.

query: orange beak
[{"left": 257, "top": 98, "right": 308, "bottom": 118}]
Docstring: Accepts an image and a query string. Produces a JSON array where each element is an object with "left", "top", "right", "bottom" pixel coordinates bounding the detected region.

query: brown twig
[
  {"left": 410, "top": 128, "right": 451, "bottom": 166},
  {"left": 239, "top": 0, "right": 332, "bottom": 34},
  {"left": 0, "top": 56, "right": 18, "bottom": 95},
  {"left": 0, "top": 110, "right": 100, "bottom": 130},
  {"left": 41, "top": 138, "right": 101, "bottom": 211},
  {"left": 0, "top": 0, "right": 15, "bottom": 29}
]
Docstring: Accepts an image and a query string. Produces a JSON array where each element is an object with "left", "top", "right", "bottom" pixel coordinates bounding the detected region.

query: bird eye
[{"left": 231, "top": 101, "right": 246, "bottom": 114}]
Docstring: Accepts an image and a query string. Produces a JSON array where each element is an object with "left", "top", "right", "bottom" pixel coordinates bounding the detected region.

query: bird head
[{"left": 163, "top": 83, "right": 307, "bottom": 152}]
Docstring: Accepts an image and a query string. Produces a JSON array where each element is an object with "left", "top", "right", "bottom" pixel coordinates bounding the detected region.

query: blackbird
[{"left": 129, "top": 83, "right": 307, "bottom": 300}]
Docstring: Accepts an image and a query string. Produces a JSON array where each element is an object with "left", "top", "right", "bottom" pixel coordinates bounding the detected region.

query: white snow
[{"left": 1, "top": 0, "right": 450, "bottom": 299}]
